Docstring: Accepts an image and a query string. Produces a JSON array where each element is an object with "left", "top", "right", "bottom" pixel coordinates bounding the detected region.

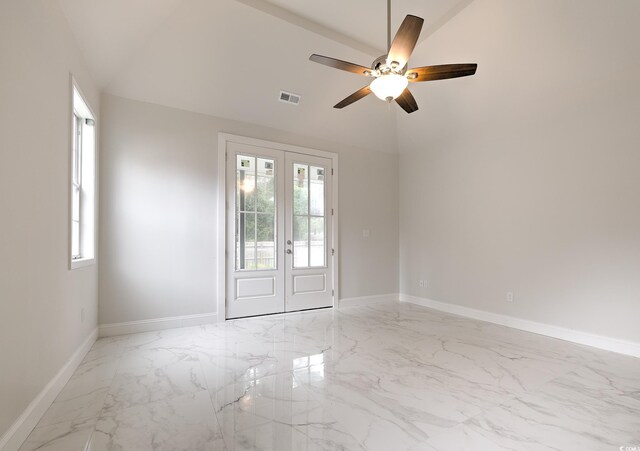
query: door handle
[
  {"left": 286, "top": 249, "right": 292, "bottom": 254},
  {"left": 287, "top": 240, "right": 292, "bottom": 245}
]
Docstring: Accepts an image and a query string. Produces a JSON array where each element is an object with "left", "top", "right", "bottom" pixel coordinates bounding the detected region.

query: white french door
[
  {"left": 284, "top": 152, "right": 333, "bottom": 312},
  {"left": 226, "top": 142, "right": 333, "bottom": 319}
]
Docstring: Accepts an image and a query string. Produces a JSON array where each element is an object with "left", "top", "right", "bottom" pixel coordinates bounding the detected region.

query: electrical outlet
[
  {"left": 419, "top": 280, "right": 424, "bottom": 288},
  {"left": 506, "top": 292, "right": 514, "bottom": 302}
]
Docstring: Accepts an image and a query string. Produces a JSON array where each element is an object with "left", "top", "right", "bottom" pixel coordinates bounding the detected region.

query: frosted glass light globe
[{"left": 370, "top": 73, "right": 409, "bottom": 101}]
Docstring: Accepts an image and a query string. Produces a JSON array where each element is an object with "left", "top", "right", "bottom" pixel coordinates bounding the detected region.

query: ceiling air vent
[{"left": 279, "top": 90, "right": 300, "bottom": 106}]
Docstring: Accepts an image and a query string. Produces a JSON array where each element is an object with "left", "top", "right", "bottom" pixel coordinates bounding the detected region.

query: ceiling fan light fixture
[{"left": 370, "top": 73, "right": 408, "bottom": 102}]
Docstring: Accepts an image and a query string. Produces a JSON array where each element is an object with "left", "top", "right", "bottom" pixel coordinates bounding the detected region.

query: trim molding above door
[{"left": 217, "top": 133, "right": 339, "bottom": 321}]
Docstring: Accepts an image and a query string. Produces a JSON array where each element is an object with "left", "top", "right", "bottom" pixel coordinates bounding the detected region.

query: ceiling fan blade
[
  {"left": 387, "top": 15, "right": 424, "bottom": 69},
  {"left": 406, "top": 64, "right": 478, "bottom": 82},
  {"left": 395, "top": 88, "right": 419, "bottom": 114},
  {"left": 334, "top": 86, "right": 372, "bottom": 109},
  {"left": 309, "top": 54, "right": 372, "bottom": 76}
]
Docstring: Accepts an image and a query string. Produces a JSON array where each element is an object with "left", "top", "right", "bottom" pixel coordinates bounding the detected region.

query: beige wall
[
  {"left": 398, "top": 0, "right": 640, "bottom": 342},
  {"left": 99, "top": 94, "right": 399, "bottom": 325},
  {"left": 0, "top": 0, "right": 99, "bottom": 439}
]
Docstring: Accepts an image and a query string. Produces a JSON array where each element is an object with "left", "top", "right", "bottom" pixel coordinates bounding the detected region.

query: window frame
[
  {"left": 69, "top": 77, "right": 97, "bottom": 270},
  {"left": 71, "top": 113, "right": 82, "bottom": 260}
]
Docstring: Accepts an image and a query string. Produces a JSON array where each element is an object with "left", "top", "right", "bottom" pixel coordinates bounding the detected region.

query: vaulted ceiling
[
  {"left": 58, "top": 0, "right": 183, "bottom": 88},
  {"left": 254, "top": 0, "right": 473, "bottom": 55},
  {"left": 58, "top": 0, "right": 475, "bottom": 153}
]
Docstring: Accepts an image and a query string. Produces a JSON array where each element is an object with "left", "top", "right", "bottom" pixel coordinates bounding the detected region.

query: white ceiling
[
  {"left": 58, "top": 0, "right": 183, "bottom": 88},
  {"left": 260, "top": 0, "right": 472, "bottom": 55}
]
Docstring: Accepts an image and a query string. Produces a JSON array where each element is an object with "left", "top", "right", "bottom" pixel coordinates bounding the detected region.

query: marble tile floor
[{"left": 20, "top": 301, "right": 640, "bottom": 451}]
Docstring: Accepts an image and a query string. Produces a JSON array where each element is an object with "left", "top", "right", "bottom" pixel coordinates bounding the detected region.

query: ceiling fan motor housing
[{"left": 371, "top": 55, "right": 406, "bottom": 75}]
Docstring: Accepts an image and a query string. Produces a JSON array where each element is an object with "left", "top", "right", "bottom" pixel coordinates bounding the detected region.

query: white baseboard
[
  {"left": 0, "top": 328, "right": 98, "bottom": 451},
  {"left": 99, "top": 312, "right": 218, "bottom": 337},
  {"left": 338, "top": 293, "right": 399, "bottom": 308},
  {"left": 399, "top": 294, "right": 640, "bottom": 358}
]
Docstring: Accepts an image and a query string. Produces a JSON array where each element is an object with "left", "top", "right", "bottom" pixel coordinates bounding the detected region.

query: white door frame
[{"left": 217, "top": 133, "right": 339, "bottom": 321}]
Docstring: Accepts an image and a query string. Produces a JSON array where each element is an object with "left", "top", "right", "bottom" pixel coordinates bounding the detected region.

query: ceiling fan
[{"left": 309, "top": 0, "right": 477, "bottom": 113}]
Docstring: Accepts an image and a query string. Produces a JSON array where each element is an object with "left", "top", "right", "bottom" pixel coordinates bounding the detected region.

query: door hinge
[
  {"left": 331, "top": 168, "right": 334, "bottom": 176},
  {"left": 331, "top": 248, "right": 335, "bottom": 256},
  {"left": 332, "top": 289, "right": 334, "bottom": 297},
  {"left": 331, "top": 208, "right": 334, "bottom": 216}
]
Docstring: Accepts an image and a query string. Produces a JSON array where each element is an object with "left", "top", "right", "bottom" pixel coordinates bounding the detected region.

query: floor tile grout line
[
  {"left": 193, "top": 340, "right": 231, "bottom": 450},
  {"left": 81, "top": 335, "right": 131, "bottom": 449},
  {"left": 24, "top": 338, "right": 129, "bottom": 447}
]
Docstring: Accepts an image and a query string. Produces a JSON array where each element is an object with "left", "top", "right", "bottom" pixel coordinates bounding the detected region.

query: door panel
[
  {"left": 285, "top": 153, "right": 333, "bottom": 312},
  {"left": 226, "top": 143, "right": 285, "bottom": 319},
  {"left": 236, "top": 277, "right": 275, "bottom": 299},
  {"left": 292, "top": 274, "right": 326, "bottom": 294}
]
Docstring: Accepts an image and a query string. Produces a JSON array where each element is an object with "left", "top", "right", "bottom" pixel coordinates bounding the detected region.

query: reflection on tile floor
[{"left": 19, "top": 301, "right": 640, "bottom": 450}]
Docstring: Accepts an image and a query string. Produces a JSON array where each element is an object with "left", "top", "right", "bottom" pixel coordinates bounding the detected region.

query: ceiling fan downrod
[{"left": 387, "top": 0, "right": 392, "bottom": 52}]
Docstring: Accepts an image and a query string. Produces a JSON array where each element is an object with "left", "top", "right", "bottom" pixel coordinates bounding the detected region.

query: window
[{"left": 70, "top": 81, "right": 96, "bottom": 269}]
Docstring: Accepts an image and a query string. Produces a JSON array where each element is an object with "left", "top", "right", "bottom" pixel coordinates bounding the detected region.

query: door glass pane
[
  {"left": 309, "top": 217, "right": 325, "bottom": 267},
  {"left": 256, "top": 213, "right": 275, "bottom": 269},
  {"left": 293, "top": 164, "right": 308, "bottom": 215},
  {"left": 256, "top": 158, "right": 275, "bottom": 214},
  {"left": 293, "top": 215, "right": 309, "bottom": 268},
  {"left": 256, "top": 175, "right": 274, "bottom": 214},
  {"left": 237, "top": 155, "right": 255, "bottom": 212},
  {"left": 236, "top": 212, "right": 256, "bottom": 270},
  {"left": 310, "top": 166, "right": 325, "bottom": 216},
  {"left": 257, "top": 158, "right": 274, "bottom": 177}
]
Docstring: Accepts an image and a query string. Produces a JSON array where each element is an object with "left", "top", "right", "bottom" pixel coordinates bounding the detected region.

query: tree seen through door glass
[{"left": 236, "top": 155, "right": 276, "bottom": 270}]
